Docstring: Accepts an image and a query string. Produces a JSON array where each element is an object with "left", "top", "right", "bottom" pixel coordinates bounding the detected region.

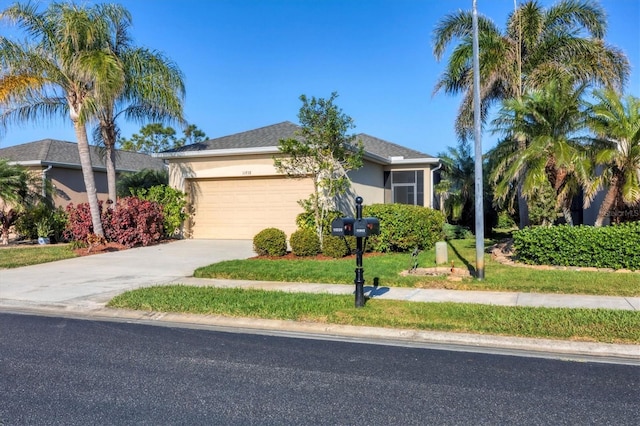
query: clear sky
[{"left": 1, "top": 0, "right": 638, "bottom": 157}]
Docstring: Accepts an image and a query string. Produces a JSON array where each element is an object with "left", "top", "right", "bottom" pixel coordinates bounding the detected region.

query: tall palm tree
[
  {"left": 491, "top": 78, "right": 592, "bottom": 225},
  {"left": 586, "top": 89, "right": 640, "bottom": 226},
  {"left": 0, "top": 2, "right": 126, "bottom": 237},
  {"left": 91, "top": 3, "right": 185, "bottom": 204},
  {"left": 432, "top": 0, "right": 629, "bottom": 227}
]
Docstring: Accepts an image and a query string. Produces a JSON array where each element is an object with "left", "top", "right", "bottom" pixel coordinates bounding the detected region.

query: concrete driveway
[{"left": 0, "top": 239, "right": 255, "bottom": 309}]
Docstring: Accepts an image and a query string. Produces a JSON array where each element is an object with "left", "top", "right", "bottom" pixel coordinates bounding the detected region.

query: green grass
[
  {"left": 108, "top": 286, "right": 640, "bottom": 344},
  {"left": 0, "top": 245, "right": 77, "bottom": 268},
  {"left": 195, "top": 239, "right": 640, "bottom": 296}
]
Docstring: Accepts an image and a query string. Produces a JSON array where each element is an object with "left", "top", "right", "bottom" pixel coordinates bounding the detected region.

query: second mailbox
[{"left": 353, "top": 217, "right": 380, "bottom": 237}]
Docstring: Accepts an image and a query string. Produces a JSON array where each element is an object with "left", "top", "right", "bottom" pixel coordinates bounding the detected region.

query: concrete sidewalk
[
  {"left": 1, "top": 239, "right": 638, "bottom": 362},
  {"left": 172, "top": 277, "right": 640, "bottom": 311}
]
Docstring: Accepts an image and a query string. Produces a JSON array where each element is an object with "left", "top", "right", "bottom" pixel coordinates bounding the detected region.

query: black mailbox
[
  {"left": 353, "top": 217, "right": 380, "bottom": 237},
  {"left": 331, "top": 217, "right": 355, "bottom": 236}
]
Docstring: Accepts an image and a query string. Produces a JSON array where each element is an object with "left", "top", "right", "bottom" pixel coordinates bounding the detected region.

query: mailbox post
[{"left": 331, "top": 196, "right": 380, "bottom": 308}]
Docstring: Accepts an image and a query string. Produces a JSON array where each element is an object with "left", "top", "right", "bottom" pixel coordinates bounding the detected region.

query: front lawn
[
  {"left": 0, "top": 245, "right": 77, "bottom": 268},
  {"left": 108, "top": 286, "right": 640, "bottom": 344},
  {"left": 195, "top": 239, "right": 640, "bottom": 296}
]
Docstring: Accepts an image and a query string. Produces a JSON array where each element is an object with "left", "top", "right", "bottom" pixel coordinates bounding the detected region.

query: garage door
[{"left": 189, "top": 177, "right": 313, "bottom": 239}]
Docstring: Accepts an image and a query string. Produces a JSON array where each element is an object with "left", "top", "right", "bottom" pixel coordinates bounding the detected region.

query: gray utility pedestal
[{"left": 435, "top": 241, "right": 448, "bottom": 264}]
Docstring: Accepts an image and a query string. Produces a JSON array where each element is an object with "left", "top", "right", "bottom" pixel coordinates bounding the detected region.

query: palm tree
[
  {"left": 435, "top": 141, "right": 475, "bottom": 226},
  {"left": 0, "top": 158, "right": 41, "bottom": 244},
  {"left": 491, "top": 78, "right": 592, "bottom": 225},
  {"left": 432, "top": 0, "right": 629, "bottom": 227},
  {"left": 0, "top": 2, "right": 127, "bottom": 237},
  {"left": 91, "top": 3, "right": 185, "bottom": 204},
  {"left": 586, "top": 89, "right": 640, "bottom": 226}
]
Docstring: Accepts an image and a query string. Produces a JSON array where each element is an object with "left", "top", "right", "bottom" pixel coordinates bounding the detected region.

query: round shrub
[
  {"left": 363, "top": 204, "right": 445, "bottom": 252},
  {"left": 322, "top": 234, "right": 355, "bottom": 258},
  {"left": 253, "top": 228, "right": 287, "bottom": 257},
  {"left": 290, "top": 228, "right": 320, "bottom": 257}
]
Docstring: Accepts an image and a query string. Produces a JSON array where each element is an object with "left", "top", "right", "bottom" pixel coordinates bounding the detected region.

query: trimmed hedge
[
  {"left": 513, "top": 222, "right": 640, "bottom": 270},
  {"left": 253, "top": 228, "right": 287, "bottom": 257},
  {"left": 362, "top": 204, "right": 445, "bottom": 252},
  {"left": 290, "top": 228, "right": 320, "bottom": 257}
]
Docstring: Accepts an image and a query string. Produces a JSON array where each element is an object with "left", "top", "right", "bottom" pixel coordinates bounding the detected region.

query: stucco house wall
[{"left": 158, "top": 122, "right": 441, "bottom": 239}]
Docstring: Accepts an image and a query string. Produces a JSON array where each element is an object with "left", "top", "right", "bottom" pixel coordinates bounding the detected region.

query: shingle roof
[
  {"left": 0, "top": 139, "right": 165, "bottom": 171},
  {"left": 162, "top": 121, "right": 435, "bottom": 161}
]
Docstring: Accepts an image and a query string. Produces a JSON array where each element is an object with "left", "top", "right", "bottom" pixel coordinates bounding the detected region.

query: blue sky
[{"left": 1, "top": 0, "right": 638, "bottom": 157}]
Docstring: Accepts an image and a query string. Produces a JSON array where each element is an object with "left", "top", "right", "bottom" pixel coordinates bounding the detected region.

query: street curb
[{"left": 2, "top": 302, "right": 638, "bottom": 364}]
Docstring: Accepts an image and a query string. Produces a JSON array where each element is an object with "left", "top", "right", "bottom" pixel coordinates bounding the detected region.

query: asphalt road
[{"left": 1, "top": 313, "right": 638, "bottom": 425}]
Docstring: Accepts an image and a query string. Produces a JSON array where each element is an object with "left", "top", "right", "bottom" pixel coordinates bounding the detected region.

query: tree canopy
[
  {"left": 118, "top": 123, "right": 208, "bottom": 153},
  {"left": 274, "top": 92, "right": 363, "bottom": 242}
]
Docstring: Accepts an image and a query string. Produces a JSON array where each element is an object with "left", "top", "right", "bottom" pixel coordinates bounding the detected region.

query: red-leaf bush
[{"left": 65, "top": 197, "right": 164, "bottom": 248}]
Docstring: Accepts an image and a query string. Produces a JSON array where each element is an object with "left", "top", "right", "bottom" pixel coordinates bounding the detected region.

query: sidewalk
[{"left": 1, "top": 239, "right": 638, "bottom": 363}]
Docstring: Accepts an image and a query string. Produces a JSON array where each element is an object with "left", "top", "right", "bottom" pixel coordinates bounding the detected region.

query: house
[
  {"left": 156, "top": 121, "right": 441, "bottom": 239},
  {"left": 0, "top": 139, "right": 165, "bottom": 207}
]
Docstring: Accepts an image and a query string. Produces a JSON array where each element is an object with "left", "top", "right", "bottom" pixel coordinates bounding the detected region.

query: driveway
[{"left": 0, "top": 239, "right": 255, "bottom": 309}]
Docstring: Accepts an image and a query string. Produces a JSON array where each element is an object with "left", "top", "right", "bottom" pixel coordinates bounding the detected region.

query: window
[{"left": 385, "top": 170, "right": 424, "bottom": 206}]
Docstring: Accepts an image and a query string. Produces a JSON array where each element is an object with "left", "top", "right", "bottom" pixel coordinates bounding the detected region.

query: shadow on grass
[{"left": 447, "top": 240, "right": 477, "bottom": 277}]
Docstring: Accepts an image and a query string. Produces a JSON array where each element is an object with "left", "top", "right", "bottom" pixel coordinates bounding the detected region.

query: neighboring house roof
[
  {"left": 158, "top": 121, "right": 438, "bottom": 165},
  {"left": 0, "top": 139, "right": 165, "bottom": 171}
]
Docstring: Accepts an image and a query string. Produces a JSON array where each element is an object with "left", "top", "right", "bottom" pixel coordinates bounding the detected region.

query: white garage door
[{"left": 189, "top": 177, "right": 313, "bottom": 239}]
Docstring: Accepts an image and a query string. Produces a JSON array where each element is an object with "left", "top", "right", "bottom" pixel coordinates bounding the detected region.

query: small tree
[
  {"left": 274, "top": 92, "right": 363, "bottom": 244},
  {"left": 118, "top": 123, "right": 207, "bottom": 153}
]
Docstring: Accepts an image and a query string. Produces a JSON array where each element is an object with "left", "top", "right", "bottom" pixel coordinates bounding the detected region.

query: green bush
[
  {"left": 513, "top": 222, "right": 640, "bottom": 270},
  {"left": 496, "top": 211, "right": 517, "bottom": 229},
  {"left": 362, "top": 204, "right": 445, "bottom": 252},
  {"left": 443, "top": 223, "right": 474, "bottom": 240},
  {"left": 253, "top": 228, "right": 287, "bottom": 257},
  {"left": 15, "top": 204, "right": 68, "bottom": 242},
  {"left": 131, "top": 185, "right": 188, "bottom": 238},
  {"left": 290, "top": 228, "right": 321, "bottom": 257},
  {"left": 322, "top": 234, "right": 355, "bottom": 258},
  {"left": 296, "top": 209, "right": 344, "bottom": 235}
]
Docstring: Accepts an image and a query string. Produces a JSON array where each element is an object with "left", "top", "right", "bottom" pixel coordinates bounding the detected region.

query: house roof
[
  {"left": 0, "top": 139, "right": 165, "bottom": 172},
  {"left": 159, "top": 121, "right": 437, "bottom": 164}
]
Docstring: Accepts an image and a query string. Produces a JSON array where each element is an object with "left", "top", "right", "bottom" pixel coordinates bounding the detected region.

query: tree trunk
[
  {"left": 73, "top": 119, "right": 105, "bottom": 237},
  {"left": 101, "top": 120, "right": 118, "bottom": 206},
  {"left": 105, "top": 141, "right": 117, "bottom": 207},
  {"left": 594, "top": 174, "right": 619, "bottom": 227},
  {"left": 517, "top": 182, "right": 529, "bottom": 229}
]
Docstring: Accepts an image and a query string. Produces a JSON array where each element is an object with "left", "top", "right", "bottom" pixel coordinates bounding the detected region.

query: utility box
[
  {"left": 435, "top": 241, "right": 448, "bottom": 264},
  {"left": 353, "top": 217, "right": 380, "bottom": 238}
]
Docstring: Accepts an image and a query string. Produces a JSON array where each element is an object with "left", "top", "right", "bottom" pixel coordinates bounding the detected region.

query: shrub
[
  {"left": 103, "top": 197, "right": 164, "bottom": 247},
  {"left": 496, "top": 211, "right": 517, "bottom": 229},
  {"left": 253, "top": 228, "right": 287, "bottom": 256},
  {"left": 64, "top": 201, "right": 102, "bottom": 243},
  {"left": 296, "top": 209, "right": 344, "bottom": 235},
  {"left": 322, "top": 234, "right": 355, "bottom": 258},
  {"left": 15, "top": 204, "right": 68, "bottom": 242},
  {"left": 290, "top": 228, "right": 320, "bottom": 257},
  {"left": 513, "top": 222, "right": 640, "bottom": 270},
  {"left": 65, "top": 197, "right": 164, "bottom": 247},
  {"left": 132, "top": 185, "right": 188, "bottom": 238},
  {"left": 443, "top": 223, "right": 474, "bottom": 240},
  {"left": 362, "top": 204, "right": 445, "bottom": 252}
]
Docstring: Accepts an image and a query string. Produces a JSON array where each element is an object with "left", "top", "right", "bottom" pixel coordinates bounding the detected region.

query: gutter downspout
[
  {"left": 42, "top": 165, "right": 52, "bottom": 198},
  {"left": 430, "top": 162, "right": 442, "bottom": 209}
]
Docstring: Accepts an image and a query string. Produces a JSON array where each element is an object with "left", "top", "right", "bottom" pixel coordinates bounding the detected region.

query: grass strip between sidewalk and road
[{"left": 108, "top": 286, "right": 640, "bottom": 344}]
